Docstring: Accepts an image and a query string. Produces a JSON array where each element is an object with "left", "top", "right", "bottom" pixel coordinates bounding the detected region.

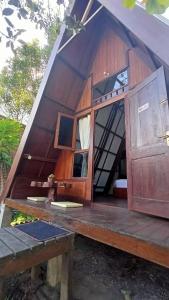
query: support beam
[
  {"left": 44, "top": 95, "right": 74, "bottom": 113},
  {"left": 58, "top": 55, "right": 86, "bottom": 81},
  {"left": 57, "top": 5, "right": 103, "bottom": 55},
  {"left": 23, "top": 154, "right": 56, "bottom": 164},
  {"left": 81, "top": 0, "right": 94, "bottom": 23}
]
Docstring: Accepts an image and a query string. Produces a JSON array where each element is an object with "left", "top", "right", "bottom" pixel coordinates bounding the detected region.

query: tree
[
  {"left": 0, "top": 118, "right": 23, "bottom": 193},
  {"left": 123, "top": 0, "right": 169, "bottom": 13},
  {"left": 0, "top": 118, "right": 23, "bottom": 165},
  {"left": 0, "top": 0, "right": 63, "bottom": 51},
  {"left": 0, "top": 40, "right": 43, "bottom": 122}
]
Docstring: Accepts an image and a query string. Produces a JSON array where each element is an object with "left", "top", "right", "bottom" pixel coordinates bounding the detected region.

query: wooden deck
[{"left": 5, "top": 198, "right": 169, "bottom": 269}]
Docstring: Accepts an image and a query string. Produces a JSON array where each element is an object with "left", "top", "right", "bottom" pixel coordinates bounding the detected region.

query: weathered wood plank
[
  {"left": 4, "top": 198, "right": 169, "bottom": 268},
  {"left": 0, "top": 228, "right": 31, "bottom": 255},
  {"left": 0, "top": 235, "right": 74, "bottom": 276},
  {"left": 4, "top": 227, "right": 43, "bottom": 249},
  {"left": 0, "top": 240, "right": 13, "bottom": 260}
]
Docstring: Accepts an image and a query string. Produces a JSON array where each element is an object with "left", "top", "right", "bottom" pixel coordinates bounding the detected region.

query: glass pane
[
  {"left": 73, "top": 152, "right": 88, "bottom": 177},
  {"left": 110, "top": 136, "right": 121, "bottom": 154},
  {"left": 97, "top": 171, "right": 109, "bottom": 187},
  {"left": 104, "top": 153, "right": 115, "bottom": 171},
  {"left": 94, "top": 170, "right": 100, "bottom": 185},
  {"left": 105, "top": 133, "right": 113, "bottom": 151},
  {"left": 95, "top": 125, "right": 104, "bottom": 147},
  {"left": 93, "top": 69, "right": 128, "bottom": 103},
  {"left": 58, "top": 116, "right": 74, "bottom": 147},
  {"left": 96, "top": 105, "right": 112, "bottom": 127},
  {"left": 76, "top": 114, "right": 90, "bottom": 150},
  {"left": 116, "top": 114, "right": 125, "bottom": 137},
  {"left": 111, "top": 110, "right": 121, "bottom": 132},
  {"left": 98, "top": 151, "right": 107, "bottom": 169}
]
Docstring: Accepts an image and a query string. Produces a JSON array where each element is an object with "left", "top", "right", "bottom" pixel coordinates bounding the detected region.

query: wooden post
[
  {"left": 0, "top": 204, "right": 12, "bottom": 228},
  {"left": 46, "top": 255, "right": 62, "bottom": 287},
  {"left": 31, "top": 265, "right": 41, "bottom": 281},
  {"left": 0, "top": 279, "right": 5, "bottom": 300},
  {"left": 60, "top": 251, "right": 72, "bottom": 300}
]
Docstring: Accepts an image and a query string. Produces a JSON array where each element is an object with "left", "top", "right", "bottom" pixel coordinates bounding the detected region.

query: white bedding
[{"left": 114, "top": 179, "right": 127, "bottom": 188}]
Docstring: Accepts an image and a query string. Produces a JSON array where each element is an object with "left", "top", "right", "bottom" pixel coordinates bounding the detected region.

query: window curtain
[
  {"left": 79, "top": 114, "right": 90, "bottom": 150},
  {"left": 79, "top": 114, "right": 90, "bottom": 177}
]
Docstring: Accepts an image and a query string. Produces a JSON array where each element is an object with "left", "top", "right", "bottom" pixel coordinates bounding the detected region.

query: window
[
  {"left": 54, "top": 113, "right": 74, "bottom": 149},
  {"left": 73, "top": 153, "right": 88, "bottom": 177},
  {"left": 92, "top": 69, "right": 128, "bottom": 106},
  {"left": 73, "top": 114, "right": 91, "bottom": 178}
]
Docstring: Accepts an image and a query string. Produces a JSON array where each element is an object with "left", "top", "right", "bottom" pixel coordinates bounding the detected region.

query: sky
[{"left": 0, "top": 1, "right": 66, "bottom": 71}]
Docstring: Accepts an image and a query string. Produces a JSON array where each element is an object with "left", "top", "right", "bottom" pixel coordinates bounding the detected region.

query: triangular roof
[{"left": 1, "top": 0, "right": 169, "bottom": 201}]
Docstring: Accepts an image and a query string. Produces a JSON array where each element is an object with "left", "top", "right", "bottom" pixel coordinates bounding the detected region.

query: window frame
[{"left": 54, "top": 112, "right": 75, "bottom": 150}]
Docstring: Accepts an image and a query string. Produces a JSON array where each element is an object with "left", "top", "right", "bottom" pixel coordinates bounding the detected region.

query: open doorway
[{"left": 93, "top": 100, "right": 127, "bottom": 208}]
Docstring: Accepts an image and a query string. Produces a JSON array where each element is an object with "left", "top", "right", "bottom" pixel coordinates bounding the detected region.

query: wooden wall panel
[
  {"left": 57, "top": 180, "right": 86, "bottom": 202},
  {"left": 54, "top": 150, "right": 73, "bottom": 180},
  {"left": 54, "top": 150, "right": 86, "bottom": 202},
  {"left": 91, "top": 26, "right": 129, "bottom": 85},
  {"left": 128, "top": 48, "right": 153, "bottom": 88},
  {"left": 76, "top": 77, "right": 92, "bottom": 112},
  {"left": 10, "top": 176, "right": 48, "bottom": 199}
]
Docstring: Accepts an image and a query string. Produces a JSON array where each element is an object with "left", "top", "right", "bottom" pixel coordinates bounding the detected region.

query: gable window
[{"left": 92, "top": 69, "right": 128, "bottom": 106}]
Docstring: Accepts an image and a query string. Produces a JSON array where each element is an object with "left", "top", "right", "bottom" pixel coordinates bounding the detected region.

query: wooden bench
[{"left": 0, "top": 221, "right": 74, "bottom": 300}]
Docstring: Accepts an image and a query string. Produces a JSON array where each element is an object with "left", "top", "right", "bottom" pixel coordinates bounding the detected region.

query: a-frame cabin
[{"left": 1, "top": 0, "right": 169, "bottom": 268}]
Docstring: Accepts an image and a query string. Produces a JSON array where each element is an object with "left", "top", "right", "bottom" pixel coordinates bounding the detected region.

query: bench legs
[
  {"left": 47, "top": 256, "right": 62, "bottom": 287},
  {"left": 60, "top": 251, "right": 72, "bottom": 300},
  {"left": 47, "top": 252, "right": 72, "bottom": 300}
]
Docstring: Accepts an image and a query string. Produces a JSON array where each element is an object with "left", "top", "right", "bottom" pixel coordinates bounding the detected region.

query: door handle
[{"left": 158, "top": 131, "right": 169, "bottom": 139}]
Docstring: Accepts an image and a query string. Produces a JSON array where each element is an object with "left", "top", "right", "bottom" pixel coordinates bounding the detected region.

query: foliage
[
  {"left": 42, "top": 17, "right": 60, "bottom": 64},
  {"left": 11, "top": 210, "right": 37, "bottom": 226},
  {"left": 0, "top": 118, "right": 23, "bottom": 166},
  {"left": 123, "top": 0, "right": 169, "bottom": 14},
  {"left": 0, "top": 9, "right": 60, "bottom": 122},
  {"left": 0, "top": 0, "right": 63, "bottom": 51},
  {"left": 0, "top": 40, "right": 43, "bottom": 122}
]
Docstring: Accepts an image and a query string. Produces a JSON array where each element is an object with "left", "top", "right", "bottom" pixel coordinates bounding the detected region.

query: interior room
[{"left": 93, "top": 99, "right": 127, "bottom": 207}]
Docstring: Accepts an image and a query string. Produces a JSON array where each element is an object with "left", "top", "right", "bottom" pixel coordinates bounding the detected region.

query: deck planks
[
  {"left": 4, "top": 227, "right": 43, "bottom": 249},
  {"left": 4, "top": 198, "right": 169, "bottom": 268}
]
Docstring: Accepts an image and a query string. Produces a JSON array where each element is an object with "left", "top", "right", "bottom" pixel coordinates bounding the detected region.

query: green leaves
[
  {"left": 123, "top": 0, "right": 135, "bottom": 9},
  {"left": 0, "top": 119, "right": 23, "bottom": 166},
  {"left": 123, "top": 0, "right": 169, "bottom": 13},
  {"left": 146, "top": 0, "right": 169, "bottom": 13}
]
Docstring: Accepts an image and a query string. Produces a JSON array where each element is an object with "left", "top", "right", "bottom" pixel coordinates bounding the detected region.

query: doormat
[{"left": 16, "top": 220, "right": 69, "bottom": 241}]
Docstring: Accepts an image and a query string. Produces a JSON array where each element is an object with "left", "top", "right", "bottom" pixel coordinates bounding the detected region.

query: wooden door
[{"left": 126, "top": 67, "right": 169, "bottom": 218}]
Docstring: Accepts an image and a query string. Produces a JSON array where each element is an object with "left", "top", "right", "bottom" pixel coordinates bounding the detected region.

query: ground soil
[{"left": 5, "top": 235, "right": 169, "bottom": 300}]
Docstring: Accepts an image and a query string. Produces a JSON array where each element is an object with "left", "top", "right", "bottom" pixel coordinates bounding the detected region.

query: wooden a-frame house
[{"left": 1, "top": 0, "right": 169, "bottom": 268}]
